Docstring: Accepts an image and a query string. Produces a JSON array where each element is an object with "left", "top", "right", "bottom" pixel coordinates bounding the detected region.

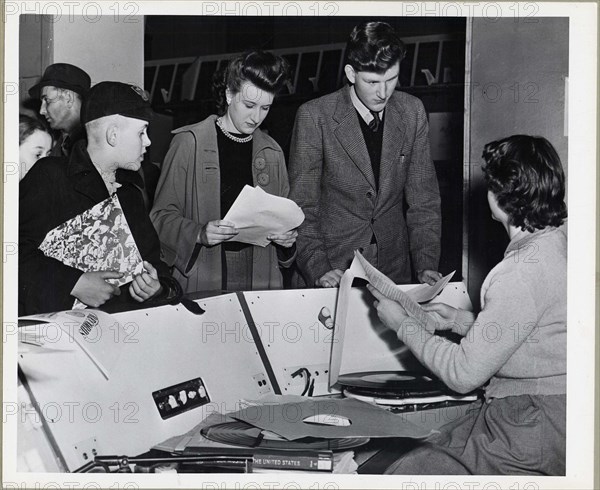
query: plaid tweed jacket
[{"left": 288, "top": 85, "right": 441, "bottom": 287}]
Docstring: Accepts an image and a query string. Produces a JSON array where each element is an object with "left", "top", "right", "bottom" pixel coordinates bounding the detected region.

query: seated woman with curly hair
[{"left": 369, "top": 135, "right": 567, "bottom": 475}]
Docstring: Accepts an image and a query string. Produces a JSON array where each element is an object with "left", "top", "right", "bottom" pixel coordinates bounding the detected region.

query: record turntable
[{"left": 338, "top": 370, "right": 481, "bottom": 412}]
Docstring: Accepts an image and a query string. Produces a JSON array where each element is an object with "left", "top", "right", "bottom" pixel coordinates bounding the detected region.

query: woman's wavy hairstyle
[
  {"left": 19, "top": 114, "right": 51, "bottom": 146},
  {"left": 212, "top": 50, "right": 290, "bottom": 116},
  {"left": 345, "top": 21, "right": 406, "bottom": 73},
  {"left": 482, "top": 135, "right": 567, "bottom": 232}
]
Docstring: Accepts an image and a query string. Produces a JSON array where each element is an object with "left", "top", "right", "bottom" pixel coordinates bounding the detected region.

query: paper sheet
[
  {"left": 229, "top": 397, "right": 433, "bottom": 440},
  {"left": 328, "top": 257, "right": 367, "bottom": 388},
  {"left": 223, "top": 185, "right": 305, "bottom": 246},
  {"left": 329, "top": 252, "right": 445, "bottom": 388},
  {"left": 405, "top": 270, "right": 456, "bottom": 303}
]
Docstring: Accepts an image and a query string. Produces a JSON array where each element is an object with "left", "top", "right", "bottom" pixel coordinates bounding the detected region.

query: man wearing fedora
[
  {"left": 19, "top": 81, "right": 177, "bottom": 315},
  {"left": 28, "top": 63, "right": 91, "bottom": 157}
]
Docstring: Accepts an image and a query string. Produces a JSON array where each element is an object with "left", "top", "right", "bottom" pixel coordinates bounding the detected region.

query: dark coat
[
  {"left": 288, "top": 86, "right": 442, "bottom": 286},
  {"left": 19, "top": 140, "right": 173, "bottom": 315}
]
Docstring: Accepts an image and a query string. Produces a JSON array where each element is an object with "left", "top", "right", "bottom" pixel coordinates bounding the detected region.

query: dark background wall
[
  {"left": 145, "top": 16, "right": 466, "bottom": 60},
  {"left": 467, "top": 17, "right": 569, "bottom": 308}
]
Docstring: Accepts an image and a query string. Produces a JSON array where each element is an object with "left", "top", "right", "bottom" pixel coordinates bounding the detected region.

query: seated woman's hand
[
  {"left": 268, "top": 229, "right": 298, "bottom": 248},
  {"left": 421, "top": 302, "right": 458, "bottom": 329},
  {"left": 129, "top": 261, "right": 163, "bottom": 302},
  {"left": 71, "top": 270, "right": 123, "bottom": 308},
  {"left": 199, "top": 220, "right": 239, "bottom": 246},
  {"left": 367, "top": 284, "right": 412, "bottom": 333}
]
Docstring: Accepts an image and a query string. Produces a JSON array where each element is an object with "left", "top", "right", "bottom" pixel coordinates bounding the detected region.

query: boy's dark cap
[
  {"left": 81, "top": 81, "right": 153, "bottom": 125},
  {"left": 28, "top": 63, "right": 91, "bottom": 98}
]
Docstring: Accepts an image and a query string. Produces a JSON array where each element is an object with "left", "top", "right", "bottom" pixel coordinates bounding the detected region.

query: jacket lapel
[
  {"left": 379, "top": 95, "right": 408, "bottom": 188},
  {"left": 333, "top": 87, "right": 376, "bottom": 190},
  {"left": 68, "top": 141, "right": 109, "bottom": 203}
]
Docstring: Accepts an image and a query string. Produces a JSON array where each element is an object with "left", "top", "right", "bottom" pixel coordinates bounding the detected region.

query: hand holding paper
[
  {"left": 223, "top": 185, "right": 305, "bottom": 247},
  {"left": 199, "top": 220, "right": 239, "bottom": 246},
  {"left": 71, "top": 271, "right": 123, "bottom": 308},
  {"left": 329, "top": 251, "right": 446, "bottom": 388},
  {"left": 368, "top": 284, "right": 418, "bottom": 334},
  {"left": 355, "top": 252, "right": 439, "bottom": 332},
  {"left": 129, "top": 261, "right": 162, "bottom": 302},
  {"left": 39, "top": 194, "right": 145, "bottom": 309},
  {"left": 420, "top": 302, "right": 459, "bottom": 326}
]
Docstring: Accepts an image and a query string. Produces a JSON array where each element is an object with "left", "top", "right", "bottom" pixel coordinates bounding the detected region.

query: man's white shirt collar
[{"left": 350, "top": 85, "right": 384, "bottom": 125}]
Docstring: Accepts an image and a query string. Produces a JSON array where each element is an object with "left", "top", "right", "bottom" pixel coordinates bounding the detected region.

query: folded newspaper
[{"left": 38, "top": 194, "right": 144, "bottom": 308}]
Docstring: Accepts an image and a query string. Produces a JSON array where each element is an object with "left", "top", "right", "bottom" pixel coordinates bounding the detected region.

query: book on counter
[
  {"left": 253, "top": 449, "right": 333, "bottom": 472},
  {"left": 181, "top": 446, "right": 333, "bottom": 472}
]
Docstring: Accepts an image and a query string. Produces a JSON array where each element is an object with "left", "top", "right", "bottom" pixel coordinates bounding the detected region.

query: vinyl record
[
  {"left": 337, "top": 370, "right": 442, "bottom": 392},
  {"left": 201, "top": 420, "right": 369, "bottom": 451},
  {"left": 343, "top": 385, "right": 449, "bottom": 400}
]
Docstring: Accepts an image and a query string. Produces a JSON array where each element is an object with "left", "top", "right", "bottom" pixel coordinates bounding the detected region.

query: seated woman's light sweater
[{"left": 398, "top": 226, "right": 566, "bottom": 398}]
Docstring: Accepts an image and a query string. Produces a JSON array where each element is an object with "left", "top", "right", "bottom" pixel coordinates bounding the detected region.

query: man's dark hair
[
  {"left": 482, "top": 135, "right": 567, "bottom": 232},
  {"left": 345, "top": 21, "right": 406, "bottom": 73},
  {"left": 212, "top": 50, "right": 290, "bottom": 115}
]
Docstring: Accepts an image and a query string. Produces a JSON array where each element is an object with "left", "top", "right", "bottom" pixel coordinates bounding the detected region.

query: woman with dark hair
[
  {"left": 19, "top": 114, "right": 53, "bottom": 180},
  {"left": 151, "top": 50, "right": 297, "bottom": 293},
  {"left": 369, "top": 135, "right": 567, "bottom": 475}
]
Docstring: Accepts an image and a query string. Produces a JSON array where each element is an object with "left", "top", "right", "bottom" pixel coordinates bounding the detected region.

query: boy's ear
[
  {"left": 106, "top": 123, "right": 118, "bottom": 147},
  {"left": 344, "top": 64, "right": 357, "bottom": 84}
]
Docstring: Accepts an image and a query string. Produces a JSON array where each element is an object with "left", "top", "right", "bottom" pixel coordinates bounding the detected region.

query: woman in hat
[
  {"left": 369, "top": 135, "right": 567, "bottom": 475},
  {"left": 151, "top": 50, "right": 297, "bottom": 293}
]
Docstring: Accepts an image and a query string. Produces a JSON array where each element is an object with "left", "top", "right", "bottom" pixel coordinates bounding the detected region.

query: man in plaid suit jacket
[{"left": 289, "top": 21, "right": 442, "bottom": 288}]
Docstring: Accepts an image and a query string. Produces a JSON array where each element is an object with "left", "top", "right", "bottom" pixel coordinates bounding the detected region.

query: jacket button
[
  {"left": 366, "top": 191, "right": 373, "bottom": 198},
  {"left": 370, "top": 218, "right": 375, "bottom": 224},
  {"left": 257, "top": 172, "right": 270, "bottom": 186}
]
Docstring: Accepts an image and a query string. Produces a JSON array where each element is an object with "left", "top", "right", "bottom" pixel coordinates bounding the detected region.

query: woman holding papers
[
  {"left": 369, "top": 135, "right": 567, "bottom": 475},
  {"left": 151, "top": 51, "right": 297, "bottom": 293}
]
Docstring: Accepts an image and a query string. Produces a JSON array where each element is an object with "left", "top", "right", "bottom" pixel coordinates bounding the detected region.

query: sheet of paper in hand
[
  {"left": 405, "top": 270, "right": 455, "bottom": 303},
  {"left": 39, "top": 194, "right": 144, "bottom": 308},
  {"left": 354, "top": 251, "right": 440, "bottom": 331},
  {"left": 223, "top": 185, "right": 305, "bottom": 246}
]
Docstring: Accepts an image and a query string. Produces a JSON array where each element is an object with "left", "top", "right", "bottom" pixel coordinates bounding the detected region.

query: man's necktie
[{"left": 369, "top": 111, "right": 381, "bottom": 132}]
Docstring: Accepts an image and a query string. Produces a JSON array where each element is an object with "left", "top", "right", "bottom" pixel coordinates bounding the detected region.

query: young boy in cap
[
  {"left": 28, "top": 63, "right": 91, "bottom": 157},
  {"left": 19, "top": 81, "right": 176, "bottom": 315}
]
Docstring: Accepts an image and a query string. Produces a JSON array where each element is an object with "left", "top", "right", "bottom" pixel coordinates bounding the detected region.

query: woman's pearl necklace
[{"left": 216, "top": 117, "right": 253, "bottom": 143}]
